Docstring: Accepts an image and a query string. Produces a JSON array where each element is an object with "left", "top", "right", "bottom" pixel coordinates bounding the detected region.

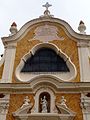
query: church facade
[{"left": 0, "top": 2, "right": 90, "bottom": 120}]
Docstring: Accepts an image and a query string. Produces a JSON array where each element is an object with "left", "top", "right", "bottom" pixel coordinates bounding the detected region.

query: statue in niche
[{"left": 41, "top": 96, "right": 48, "bottom": 113}]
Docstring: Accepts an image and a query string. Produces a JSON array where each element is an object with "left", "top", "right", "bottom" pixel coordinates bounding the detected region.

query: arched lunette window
[{"left": 21, "top": 48, "right": 69, "bottom": 72}]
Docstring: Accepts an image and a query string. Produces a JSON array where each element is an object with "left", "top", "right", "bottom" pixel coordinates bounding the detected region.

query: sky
[{"left": 0, "top": 0, "right": 90, "bottom": 54}]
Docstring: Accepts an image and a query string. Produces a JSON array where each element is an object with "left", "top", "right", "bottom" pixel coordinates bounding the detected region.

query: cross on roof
[{"left": 42, "top": 2, "right": 52, "bottom": 10}]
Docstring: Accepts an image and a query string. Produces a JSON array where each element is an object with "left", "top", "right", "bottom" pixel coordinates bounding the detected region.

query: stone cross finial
[
  {"left": 40, "top": 2, "right": 53, "bottom": 18},
  {"left": 42, "top": 2, "right": 52, "bottom": 10}
]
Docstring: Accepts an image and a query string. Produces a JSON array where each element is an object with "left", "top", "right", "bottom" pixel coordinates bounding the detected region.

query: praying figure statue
[{"left": 41, "top": 96, "right": 48, "bottom": 113}]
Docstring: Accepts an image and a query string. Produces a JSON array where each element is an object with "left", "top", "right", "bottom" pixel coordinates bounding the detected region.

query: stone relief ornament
[
  {"left": 60, "top": 96, "right": 67, "bottom": 108},
  {"left": 81, "top": 94, "right": 90, "bottom": 112},
  {"left": 31, "top": 25, "right": 64, "bottom": 42},
  {"left": 0, "top": 95, "right": 9, "bottom": 114},
  {"left": 13, "top": 96, "right": 33, "bottom": 117},
  {"left": 55, "top": 96, "right": 76, "bottom": 118},
  {"left": 0, "top": 102, "right": 9, "bottom": 114},
  {"left": 21, "top": 96, "right": 31, "bottom": 108}
]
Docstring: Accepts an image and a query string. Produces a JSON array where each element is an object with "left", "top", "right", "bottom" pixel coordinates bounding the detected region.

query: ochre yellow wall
[{"left": 6, "top": 22, "right": 82, "bottom": 120}]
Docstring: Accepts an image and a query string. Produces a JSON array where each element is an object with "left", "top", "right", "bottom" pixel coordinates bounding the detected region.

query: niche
[{"left": 39, "top": 92, "right": 50, "bottom": 113}]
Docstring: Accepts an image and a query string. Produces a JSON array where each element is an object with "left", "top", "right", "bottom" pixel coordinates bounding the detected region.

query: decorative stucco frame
[{"left": 15, "top": 43, "right": 77, "bottom": 82}]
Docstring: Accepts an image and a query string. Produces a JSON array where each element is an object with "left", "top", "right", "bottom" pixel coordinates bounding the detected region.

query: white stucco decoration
[
  {"left": 30, "top": 24, "right": 64, "bottom": 42},
  {"left": 15, "top": 43, "right": 77, "bottom": 82}
]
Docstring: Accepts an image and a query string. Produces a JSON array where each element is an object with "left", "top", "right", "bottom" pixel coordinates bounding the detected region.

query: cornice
[
  {"left": 77, "top": 40, "right": 90, "bottom": 47},
  {"left": 1, "top": 17, "right": 90, "bottom": 45},
  {"left": 0, "top": 82, "right": 90, "bottom": 94},
  {"left": 4, "top": 42, "right": 17, "bottom": 49}
]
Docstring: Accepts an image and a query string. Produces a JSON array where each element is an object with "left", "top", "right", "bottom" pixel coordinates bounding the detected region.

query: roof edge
[{"left": 2, "top": 17, "right": 90, "bottom": 44}]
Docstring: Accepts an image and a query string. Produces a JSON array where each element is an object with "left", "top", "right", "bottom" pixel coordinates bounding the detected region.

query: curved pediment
[
  {"left": 2, "top": 17, "right": 90, "bottom": 44},
  {"left": 15, "top": 43, "right": 77, "bottom": 82}
]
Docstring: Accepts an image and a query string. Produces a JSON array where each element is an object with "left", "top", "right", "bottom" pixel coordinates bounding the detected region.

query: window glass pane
[{"left": 21, "top": 48, "right": 69, "bottom": 72}]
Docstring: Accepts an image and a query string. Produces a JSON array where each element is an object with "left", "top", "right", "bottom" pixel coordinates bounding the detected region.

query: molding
[
  {"left": 29, "top": 43, "right": 59, "bottom": 55},
  {"left": 1, "top": 17, "right": 90, "bottom": 44},
  {"left": 0, "top": 82, "right": 90, "bottom": 94},
  {"left": 77, "top": 41, "right": 90, "bottom": 47},
  {"left": 4, "top": 42, "right": 17, "bottom": 49},
  {"left": 13, "top": 113, "right": 76, "bottom": 120}
]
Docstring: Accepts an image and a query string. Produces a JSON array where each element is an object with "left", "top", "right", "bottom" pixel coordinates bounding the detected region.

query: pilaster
[
  {"left": 81, "top": 94, "right": 90, "bottom": 120},
  {"left": 0, "top": 94, "right": 9, "bottom": 120},
  {"left": 1, "top": 42, "right": 17, "bottom": 83},
  {"left": 77, "top": 41, "right": 90, "bottom": 82}
]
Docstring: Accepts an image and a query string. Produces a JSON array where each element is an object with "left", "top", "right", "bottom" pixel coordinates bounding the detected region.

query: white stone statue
[
  {"left": 13, "top": 96, "right": 33, "bottom": 115},
  {"left": 21, "top": 96, "right": 30, "bottom": 108},
  {"left": 41, "top": 96, "right": 48, "bottom": 113},
  {"left": 60, "top": 96, "right": 67, "bottom": 108}
]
